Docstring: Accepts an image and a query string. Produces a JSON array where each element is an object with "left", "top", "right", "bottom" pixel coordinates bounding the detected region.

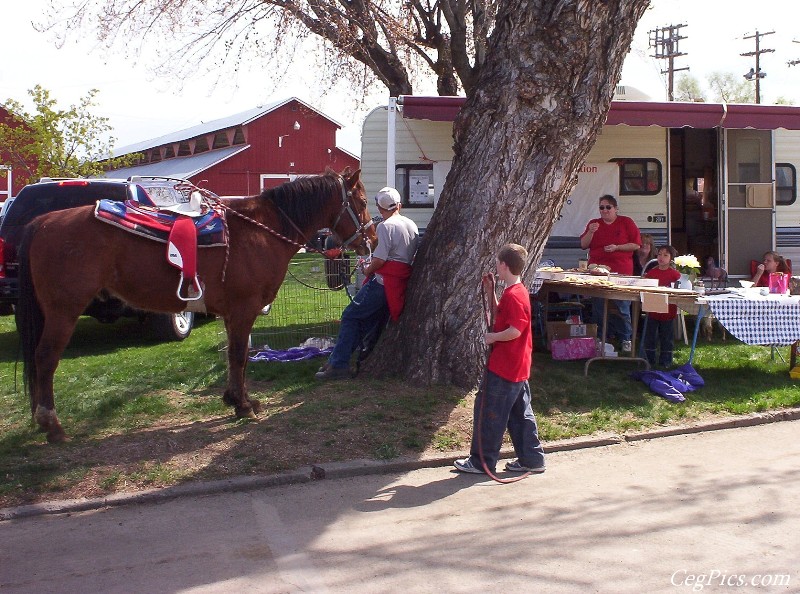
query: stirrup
[{"left": 177, "top": 273, "right": 204, "bottom": 301}]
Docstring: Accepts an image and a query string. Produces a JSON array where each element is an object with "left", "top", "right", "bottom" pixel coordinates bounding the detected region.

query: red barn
[{"left": 105, "top": 97, "right": 359, "bottom": 195}]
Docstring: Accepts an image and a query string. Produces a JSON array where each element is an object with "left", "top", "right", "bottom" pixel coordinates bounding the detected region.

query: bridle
[{"left": 330, "top": 175, "right": 374, "bottom": 252}]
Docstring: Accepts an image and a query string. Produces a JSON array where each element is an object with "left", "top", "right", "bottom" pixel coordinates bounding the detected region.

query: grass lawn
[{"left": 1, "top": 307, "right": 799, "bottom": 508}]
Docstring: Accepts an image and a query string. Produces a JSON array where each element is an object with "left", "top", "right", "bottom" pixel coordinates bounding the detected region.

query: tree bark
[{"left": 367, "top": 0, "right": 650, "bottom": 387}]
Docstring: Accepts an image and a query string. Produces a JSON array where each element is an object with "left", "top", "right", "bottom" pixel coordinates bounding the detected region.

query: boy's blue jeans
[
  {"left": 468, "top": 370, "right": 545, "bottom": 473},
  {"left": 643, "top": 317, "right": 675, "bottom": 366},
  {"left": 328, "top": 278, "right": 388, "bottom": 369}
]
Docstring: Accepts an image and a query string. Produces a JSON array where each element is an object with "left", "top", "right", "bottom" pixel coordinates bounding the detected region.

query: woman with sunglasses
[{"left": 579, "top": 195, "right": 642, "bottom": 352}]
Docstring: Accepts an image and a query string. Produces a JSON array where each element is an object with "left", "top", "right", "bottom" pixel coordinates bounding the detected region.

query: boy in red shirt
[
  {"left": 454, "top": 244, "right": 546, "bottom": 475},
  {"left": 643, "top": 246, "right": 682, "bottom": 367}
]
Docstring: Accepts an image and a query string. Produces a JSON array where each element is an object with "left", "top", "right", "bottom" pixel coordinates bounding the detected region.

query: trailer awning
[
  {"left": 398, "top": 96, "right": 800, "bottom": 130},
  {"left": 722, "top": 103, "right": 800, "bottom": 130},
  {"left": 399, "top": 96, "right": 466, "bottom": 121},
  {"left": 604, "top": 101, "right": 726, "bottom": 128}
]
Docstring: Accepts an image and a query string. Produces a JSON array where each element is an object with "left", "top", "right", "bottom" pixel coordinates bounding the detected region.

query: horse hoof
[
  {"left": 35, "top": 406, "right": 67, "bottom": 442},
  {"left": 235, "top": 408, "right": 258, "bottom": 420},
  {"left": 46, "top": 429, "right": 68, "bottom": 444},
  {"left": 250, "top": 398, "right": 262, "bottom": 414}
]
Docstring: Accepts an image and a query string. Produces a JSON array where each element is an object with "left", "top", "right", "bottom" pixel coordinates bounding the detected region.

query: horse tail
[{"left": 16, "top": 223, "right": 44, "bottom": 416}]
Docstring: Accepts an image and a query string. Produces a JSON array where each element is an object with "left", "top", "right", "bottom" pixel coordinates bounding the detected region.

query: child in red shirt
[
  {"left": 643, "top": 246, "right": 682, "bottom": 367},
  {"left": 454, "top": 243, "right": 545, "bottom": 475}
]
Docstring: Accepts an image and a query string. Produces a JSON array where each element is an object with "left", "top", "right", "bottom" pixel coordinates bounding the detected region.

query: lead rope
[
  {"left": 475, "top": 274, "right": 531, "bottom": 484},
  {"left": 176, "top": 181, "right": 370, "bottom": 284}
]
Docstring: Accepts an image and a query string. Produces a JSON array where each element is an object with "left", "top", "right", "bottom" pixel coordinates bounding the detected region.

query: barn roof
[
  {"left": 114, "top": 97, "right": 343, "bottom": 156},
  {"left": 102, "top": 145, "right": 250, "bottom": 180}
]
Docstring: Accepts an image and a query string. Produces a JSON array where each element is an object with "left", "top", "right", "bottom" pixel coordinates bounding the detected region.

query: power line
[
  {"left": 740, "top": 30, "right": 775, "bottom": 103},
  {"left": 648, "top": 23, "right": 689, "bottom": 101}
]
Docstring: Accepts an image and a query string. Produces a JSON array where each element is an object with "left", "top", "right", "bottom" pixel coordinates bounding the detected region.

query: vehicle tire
[{"left": 150, "top": 311, "right": 194, "bottom": 341}]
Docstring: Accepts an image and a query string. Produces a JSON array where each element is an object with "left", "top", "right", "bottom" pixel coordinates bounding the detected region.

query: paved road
[{"left": 1, "top": 421, "right": 798, "bottom": 593}]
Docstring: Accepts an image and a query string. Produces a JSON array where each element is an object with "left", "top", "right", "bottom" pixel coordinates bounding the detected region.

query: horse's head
[{"left": 330, "top": 169, "right": 378, "bottom": 256}]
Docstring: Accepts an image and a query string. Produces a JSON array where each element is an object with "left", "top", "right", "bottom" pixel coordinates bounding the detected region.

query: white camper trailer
[{"left": 361, "top": 95, "right": 800, "bottom": 278}]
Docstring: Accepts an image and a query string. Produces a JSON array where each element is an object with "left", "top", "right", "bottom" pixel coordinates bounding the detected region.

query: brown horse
[{"left": 16, "top": 169, "right": 376, "bottom": 443}]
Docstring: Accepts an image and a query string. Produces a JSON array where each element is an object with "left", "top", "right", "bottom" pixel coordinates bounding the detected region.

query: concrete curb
[{"left": 2, "top": 407, "right": 799, "bottom": 521}]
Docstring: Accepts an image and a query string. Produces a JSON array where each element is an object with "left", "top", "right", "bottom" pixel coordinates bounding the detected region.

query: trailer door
[{"left": 723, "top": 129, "right": 775, "bottom": 277}]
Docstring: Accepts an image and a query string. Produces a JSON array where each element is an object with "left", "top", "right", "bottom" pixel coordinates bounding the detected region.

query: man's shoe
[
  {"left": 453, "top": 457, "right": 484, "bottom": 474},
  {"left": 314, "top": 366, "right": 351, "bottom": 380},
  {"left": 621, "top": 340, "right": 632, "bottom": 353},
  {"left": 504, "top": 459, "right": 546, "bottom": 473}
]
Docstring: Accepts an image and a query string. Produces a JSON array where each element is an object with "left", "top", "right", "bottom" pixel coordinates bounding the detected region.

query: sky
[{"left": 1, "top": 0, "right": 799, "bottom": 156}]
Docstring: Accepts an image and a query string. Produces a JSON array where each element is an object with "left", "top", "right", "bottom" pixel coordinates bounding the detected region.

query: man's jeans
[
  {"left": 469, "top": 370, "right": 545, "bottom": 472},
  {"left": 592, "top": 297, "right": 632, "bottom": 342},
  {"left": 328, "top": 278, "right": 388, "bottom": 369}
]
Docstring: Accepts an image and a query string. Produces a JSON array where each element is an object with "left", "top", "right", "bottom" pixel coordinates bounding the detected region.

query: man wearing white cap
[{"left": 316, "top": 187, "right": 419, "bottom": 380}]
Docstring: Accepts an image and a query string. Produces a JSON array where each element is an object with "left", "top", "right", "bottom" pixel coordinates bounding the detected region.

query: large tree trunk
[{"left": 368, "top": 0, "right": 650, "bottom": 387}]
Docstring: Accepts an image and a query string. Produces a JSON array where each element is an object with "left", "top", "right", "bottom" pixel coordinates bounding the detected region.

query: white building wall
[
  {"left": 774, "top": 128, "right": 800, "bottom": 264},
  {"left": 582, "top": 126, "right": 669, "bottom": 234},
  {"left": 361, "top": 104, "right": 670, "bottom": 237}
]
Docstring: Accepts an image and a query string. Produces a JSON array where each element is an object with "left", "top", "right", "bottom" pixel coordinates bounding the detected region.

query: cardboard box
[
  {"left": 551, "top": 337, "right": 597, "bottom": 361},
  {"left": 546, "top": 321, "right": 597, "bottom": 350}
]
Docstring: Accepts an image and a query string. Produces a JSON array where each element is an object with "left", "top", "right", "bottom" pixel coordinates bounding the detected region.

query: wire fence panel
[{"left": 248, "top": 253, "right": 355, "bottom": 351}]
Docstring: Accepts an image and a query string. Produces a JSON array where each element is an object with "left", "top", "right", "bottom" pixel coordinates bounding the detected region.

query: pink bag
[
  {"left": 769, "top": 272, "right": 788, "bottom": 294},
  {"left": 551, "top": 337, "right": 596, "bottom": 361}
]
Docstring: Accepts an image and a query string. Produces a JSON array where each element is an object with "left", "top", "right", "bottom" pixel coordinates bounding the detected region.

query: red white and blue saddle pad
[{"left": 94, "top": 198, "right": 227, "bottom": 247}]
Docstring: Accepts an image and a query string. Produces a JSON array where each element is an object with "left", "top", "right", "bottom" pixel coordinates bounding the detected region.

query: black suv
[{"left": 0, "top": 177, "right": 196, "bottom": 340}]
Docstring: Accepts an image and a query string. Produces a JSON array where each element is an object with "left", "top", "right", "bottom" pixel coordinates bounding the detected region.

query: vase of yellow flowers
[{"left": 674, "top": 254, "right": 701, "bottom": 290}]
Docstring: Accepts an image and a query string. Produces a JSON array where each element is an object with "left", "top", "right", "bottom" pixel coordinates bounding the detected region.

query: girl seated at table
[
  {"left": 752, "top": 251, "right": 790, "bottom": 287},
  {"left": 643, "top": 245, "right": 681, "bottom": 367}
]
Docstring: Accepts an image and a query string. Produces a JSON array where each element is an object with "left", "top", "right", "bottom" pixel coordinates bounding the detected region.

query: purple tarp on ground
[
  {"left": 630, "top": 363, "right": 705, "bottom": 404},
  {"left": 249, "top": 346, "right": 333, "bottom": 363}
]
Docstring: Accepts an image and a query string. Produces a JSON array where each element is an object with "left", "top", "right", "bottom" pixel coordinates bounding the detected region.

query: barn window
[
  {"left": 232, "top": 126, "right": 245, "bottom": 145},
  {"left": 394, "top": 164, "right": 434, "bottom": 207},
  {"left": 212, "top": 131, "right": 230, "bottom": 149},
  {"left": 194, "top": 137, "right": 209, "bottom": 153},
  {"left": 613, "top": 158, "right": 662, "bottom": 195},
  {"left": 776, "top": 163, "right": 796, "bottom": 206}
]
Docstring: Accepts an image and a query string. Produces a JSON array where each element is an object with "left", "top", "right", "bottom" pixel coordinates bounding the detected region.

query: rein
[
  {"left": 284, "top": 257, "right": 365, "bottom": 294},
  {"left": 179, "top": 175, "right": 373, "bottom": 262}
]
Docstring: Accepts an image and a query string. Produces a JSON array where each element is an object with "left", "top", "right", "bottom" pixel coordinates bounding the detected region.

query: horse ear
[{"left": 346, "top": 168, "right": 362, "bottom": 185}]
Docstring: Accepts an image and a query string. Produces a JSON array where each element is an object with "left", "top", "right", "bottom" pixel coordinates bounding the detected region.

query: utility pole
[
  {"left": 649, "top": 24, "right": 689, "bottom": 101},
  {"left": 741, "top": 30, "right": 775, "bottom": 103}
]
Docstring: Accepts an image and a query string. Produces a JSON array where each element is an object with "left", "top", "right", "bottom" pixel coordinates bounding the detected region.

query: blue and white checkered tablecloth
[{"left": 705, "top": 293, "right": 800, "bottom": 345}]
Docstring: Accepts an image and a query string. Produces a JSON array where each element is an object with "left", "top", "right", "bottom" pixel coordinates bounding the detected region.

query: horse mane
[{"left": 258, "top": 173, "right": 341, "bottom": 235}]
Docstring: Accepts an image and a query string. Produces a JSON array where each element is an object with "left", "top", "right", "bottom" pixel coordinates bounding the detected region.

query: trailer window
[
  {"left": 776, "top": 163, "right": 796, "bottom": 206},
  {"left": 614, "top": 159, "right": 661, "bottom": 196},
  {"left": 395, "top": 165, "right": 434, "bottom": 207}
]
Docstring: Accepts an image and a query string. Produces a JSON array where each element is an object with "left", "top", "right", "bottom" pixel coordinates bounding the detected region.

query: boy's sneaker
[
  {"left": 504, "top": 459, "right": 546, "bottom": 474},
  {"left": 621, "top": 340, "right": 632, "bottom": 353},
  {"left": 453, "top": 457, "right": 484, "bottom": 474}
]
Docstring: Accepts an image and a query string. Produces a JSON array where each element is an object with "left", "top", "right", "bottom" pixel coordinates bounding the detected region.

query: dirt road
[{"left": 1, "top": 420, "right": 798, "bottom": 593}]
